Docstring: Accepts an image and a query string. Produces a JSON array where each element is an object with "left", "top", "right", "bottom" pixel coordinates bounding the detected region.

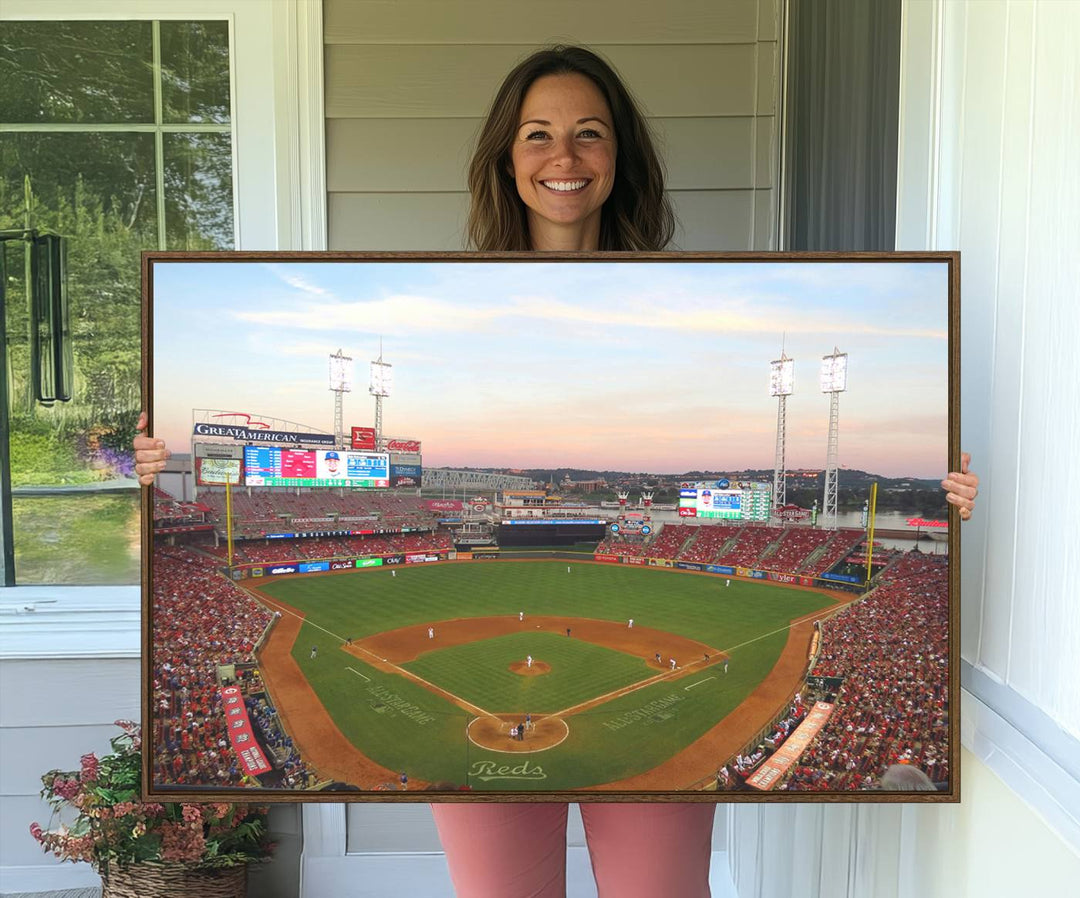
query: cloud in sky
[
  {"left": 151, "top": 259, "right": 950, "bottom": 478},
  {"left": 228, "top": 282, "right": 946, "bottom": 342}
]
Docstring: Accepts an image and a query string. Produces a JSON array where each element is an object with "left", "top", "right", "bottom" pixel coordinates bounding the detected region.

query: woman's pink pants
[{"left": 431, "top": 802, "right": 715, "bottom": 897}]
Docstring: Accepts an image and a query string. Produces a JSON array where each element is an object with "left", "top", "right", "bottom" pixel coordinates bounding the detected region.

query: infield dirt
[{"left": 252, "top": 576, "right": 847, "bottom": 792}]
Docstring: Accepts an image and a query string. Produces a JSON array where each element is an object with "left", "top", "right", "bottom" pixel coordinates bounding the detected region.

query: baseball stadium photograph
[{"left": 143, "top": 253, "right": 957, "bottom": 801}]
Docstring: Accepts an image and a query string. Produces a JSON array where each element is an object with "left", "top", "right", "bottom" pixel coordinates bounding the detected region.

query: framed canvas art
[{"left": 142, "top": 251, "right": 959, "bottom": 802}]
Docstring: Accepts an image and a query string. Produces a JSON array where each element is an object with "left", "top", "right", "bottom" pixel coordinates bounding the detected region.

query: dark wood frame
[{"left": 141, "top": 250, "right": 960, "bottom": 804}]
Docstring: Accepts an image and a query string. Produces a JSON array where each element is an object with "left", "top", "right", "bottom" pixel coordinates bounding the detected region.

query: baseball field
[{"left": 250, "top": 560, "right": 842, "bottom": 791}]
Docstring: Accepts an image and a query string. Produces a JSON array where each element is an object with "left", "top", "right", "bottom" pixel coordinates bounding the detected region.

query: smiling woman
[
  {"left": 509, "top": 73, "right": 617, "bottom": 251},
  {"left": 465, "top": 45, "right": 673, "bottom": 252}
]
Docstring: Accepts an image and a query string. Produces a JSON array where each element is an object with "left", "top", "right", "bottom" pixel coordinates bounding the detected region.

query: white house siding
[
  {"left": 728, "top": 1, "right": 1080, "bottom": 895},
  {"left": 0, "top": 656, "right": 141, "bottom": 894},
  {"left": 323, "top": 0, "right": 781, "bottom": 251}
]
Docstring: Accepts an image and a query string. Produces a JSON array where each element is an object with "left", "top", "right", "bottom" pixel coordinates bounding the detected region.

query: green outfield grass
[{"left": 261, "top": 561, "right": 837, "bottom": 790}]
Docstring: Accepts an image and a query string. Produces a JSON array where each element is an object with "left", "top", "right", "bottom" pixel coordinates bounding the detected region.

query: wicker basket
[{"left": 100, "top": 862, "right": 247, "bottom": 898}]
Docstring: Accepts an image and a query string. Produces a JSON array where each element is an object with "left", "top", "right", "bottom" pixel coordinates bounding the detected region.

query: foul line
[
  {"left": 255, "top": 593, "right": 346, "bottom": 644},
  {"left": 550, "top": 607, "right": 830, "bottom": 718},
  {"left": 718, "top": 607, "right": 829, "bottom": 657},
  {"left": 684, "top": 677, "right": 715, "bottom": 691},
  {"left": 253, "top": 588, "right": 497, "bottom": 719},
  {"left": 346, "top": 667, "right": 370, "bottom": 682}
]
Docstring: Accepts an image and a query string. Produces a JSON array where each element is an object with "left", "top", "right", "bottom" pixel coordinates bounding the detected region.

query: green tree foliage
[{"left": 2, "top": 19, "right": 233, "bottom": 487}]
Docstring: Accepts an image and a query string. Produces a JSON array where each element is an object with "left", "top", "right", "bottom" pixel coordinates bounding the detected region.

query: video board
[
  {"left": 243, "top": 446, "right": 389, "bottom": 487},
  {"left": 678, "top": 480, "right": 772, "bottom": 521},
  {"left": 390, "top": 463, "right": 422, "bottom": 488}
]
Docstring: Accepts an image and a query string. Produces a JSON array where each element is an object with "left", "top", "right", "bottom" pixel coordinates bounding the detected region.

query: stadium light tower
[
  {"left": 769, "top": 351, "right": 794, "bottom": 518},
  {"left": 369, "top": 342, "right": 393, "bottom": 444},
  {"left": 820, "top": 347, "right": 848, "bottom": 530},
  {"left": 329, "top": 349, "right": 352, "bottom": 448}
]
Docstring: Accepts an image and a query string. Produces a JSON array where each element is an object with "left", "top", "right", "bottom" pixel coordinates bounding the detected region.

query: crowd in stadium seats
[
  {"left": 597, "top": 523, "right": 708, "bottom": 560},
  {"left": 677, "top": 522, "right": 737, "bottom": 563},
  {"left": 716, "top": 525, "right": 781, "bottom": 567},
  {"left": 225, "top": 532, "right": 456, "bottom": 565},
  {"left": 648, "top": 523, "right": 697, "bottom": 558},
  {"left": 197, "top": 489, "right": 444, "bottom": 538},
  {"left": 152, "top": 487, "right": 213, "bottom": 529},
  {"left": 801, "top": 529, "right": 865, "bottom": 576},
  {"left": 760, "top": 527, "right": 833, "bottom": 573},
  {"left": 598, "top": 521, "right": 873, "bottom": 580},
  {"left": 151, "top": 545, "right": 316, "bottom": 789},
  {"left": 780, "top": 552, "right": 949, "bottom": 790},
  {"left": 595, "top": 534, "right": 652, "bottom": 558},
  {"left": 395, "top": 532, "right": 455, "bottom": 553},
  {"left": 713, "top": 551, "right": 948, "bottom": 792},
  {"left": 169, "top": 531, "right": 455, "bottom": 566}
]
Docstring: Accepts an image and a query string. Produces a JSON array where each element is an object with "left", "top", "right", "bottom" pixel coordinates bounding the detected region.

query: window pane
[
  {"left": 163, "top": 132, "right": 235, "bottom": 250},
  {"left": 11, "top": 494, "right": 140, "bottom": 585},
  {"left": 0, "top": 21, "right": 154, "bottom": 124},
  {"left": 1, "top": 18, "right": 235, "bottom": 586},
  {"left": 0, "top": 133, "right": 158, "bottom": 240},
  {"left": 160, "top": 20, "right": 232, "bottom": 124},
  {"left": 2, "top": 132, "right": 153, "bottom": 585}
]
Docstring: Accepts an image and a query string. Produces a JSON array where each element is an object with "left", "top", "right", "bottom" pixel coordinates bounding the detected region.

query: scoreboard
[
  {"left": 678, "top": 480, "right": 772, "bottom": 522},
  {"left": 243, "top": 446, "right": 389, "bottom": 487}
]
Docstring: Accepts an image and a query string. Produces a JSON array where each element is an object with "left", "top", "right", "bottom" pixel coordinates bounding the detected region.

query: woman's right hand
[
  {"left": 941, "top": 452, "right": 979, "bottom": 521},
  {"left": 134, "top": 411, "right": 171, "bottom": 487}
]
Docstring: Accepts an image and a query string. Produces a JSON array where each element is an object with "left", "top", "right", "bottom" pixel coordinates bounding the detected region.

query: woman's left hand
[{"left": 941, "top": 452, "right": 979, "bottom": 521}]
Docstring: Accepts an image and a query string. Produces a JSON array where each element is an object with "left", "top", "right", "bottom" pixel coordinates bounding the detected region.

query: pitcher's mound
[{"left": 509, "top": 660, "right": 550, "bottom": 676}]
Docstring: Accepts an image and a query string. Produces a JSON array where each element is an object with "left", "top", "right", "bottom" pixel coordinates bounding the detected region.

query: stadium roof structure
[{"left": 191, "top": 409, "right": 332, "bottom": 441}]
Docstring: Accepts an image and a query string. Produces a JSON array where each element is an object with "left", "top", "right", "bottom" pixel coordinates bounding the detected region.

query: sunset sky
[{"left": 151, "top": 259, "right": 950, "bottom": 478}]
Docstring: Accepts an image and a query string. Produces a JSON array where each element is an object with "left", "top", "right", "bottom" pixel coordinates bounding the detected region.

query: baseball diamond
[{"left": 248, "top": 559, "right": 846, "bottom": 791}]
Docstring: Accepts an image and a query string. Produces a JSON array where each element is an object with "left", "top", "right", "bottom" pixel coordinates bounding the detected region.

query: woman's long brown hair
[{"left": 466, "top": 46, "right": 675, "bottom": 252}]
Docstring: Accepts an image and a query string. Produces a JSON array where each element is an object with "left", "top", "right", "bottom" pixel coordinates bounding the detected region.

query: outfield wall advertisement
[
  {"left": 594, "top": 555, "right": 799, "bottom": 583},
  {"left": 407, "top": 553, "right": 441, "bottom": 564},
  {"left": 245, "top": 552, "right": 446, "bottom": 577},
  {"left": 820, "top": 572, "right": 862, "bottom": 584}
]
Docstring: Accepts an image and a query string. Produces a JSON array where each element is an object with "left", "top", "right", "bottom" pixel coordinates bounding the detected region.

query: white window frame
[{"left": 0, "top": 0, "right": 326, "bottom": 658}]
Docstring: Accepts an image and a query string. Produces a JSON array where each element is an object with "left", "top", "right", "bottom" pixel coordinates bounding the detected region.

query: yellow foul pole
[
  {"left": 225, "top": 475, "right": 234, "bottom": 568},
  {"left": 864, "top": 481, "right": 878, "bottom": 586}
]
